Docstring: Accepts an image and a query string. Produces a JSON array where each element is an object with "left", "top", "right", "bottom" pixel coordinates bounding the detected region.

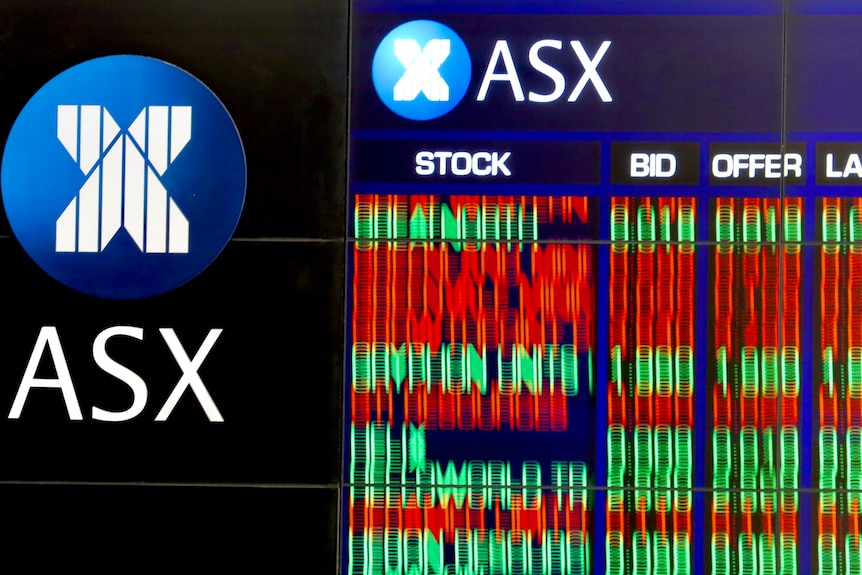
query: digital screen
[{"left": 347, "top": 1, "right": 862, "bottom": 573}]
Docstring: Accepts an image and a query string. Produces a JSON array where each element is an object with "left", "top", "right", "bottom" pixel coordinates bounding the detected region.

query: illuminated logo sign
[
  {"left": 1, "top": 55, "right": 246, "bottom": 299},
  {"left": 372, "top": 20, "right": 472, "bottom": 120},
  {"left": 54, "top": 105, "right": 193, "bottom": 254},
  {"left": 477, "top": 39, "right": 613, "bottom": 104},
  {"left": 372, "top": 21, "right": 614, "bottom": 120}
]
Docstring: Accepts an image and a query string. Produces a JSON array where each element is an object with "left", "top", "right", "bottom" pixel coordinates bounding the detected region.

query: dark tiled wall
[{"left": 0, "top": 0, "right": 346, "bottom": 570}]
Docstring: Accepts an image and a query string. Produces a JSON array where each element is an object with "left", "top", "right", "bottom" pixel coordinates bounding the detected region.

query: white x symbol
[
  {"left": 568, "top": 41, "right": 613, "bottom": 102},
  {"left": 55, "top": 105, "right": 192, "bottom": 254},
  {"left": 155, "top": 328, "right": 224, "bottom": 422},
  {"left": 393, "top": 38, "right": 451, "bottom": 102}
]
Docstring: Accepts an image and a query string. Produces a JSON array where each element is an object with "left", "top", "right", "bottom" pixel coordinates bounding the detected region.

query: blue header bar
[
  {"left": 354, "top": 0, "right": 782, "bottom": 16},
  {"left": 791, "top": 0, "right": 862, "bottom": 15}
]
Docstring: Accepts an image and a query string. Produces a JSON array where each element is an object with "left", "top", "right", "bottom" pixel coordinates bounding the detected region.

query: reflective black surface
[
  {"left": 2, "top": 484, "right": 339, "bottom": 572},
  {"left": 0, "top": 239, "right": 344, "bottom": 484}
]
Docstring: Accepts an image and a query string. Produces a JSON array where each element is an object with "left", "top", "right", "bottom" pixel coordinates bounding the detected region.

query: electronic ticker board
[{"left": 346, "top": 1, "right": 862, "bottom": 573}]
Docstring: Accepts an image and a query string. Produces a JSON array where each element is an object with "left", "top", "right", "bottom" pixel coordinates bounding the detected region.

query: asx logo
[
  {"left": 372, "top": 20, "right": 472, "bottom": 121},
  {"left": 1, "top": 55, "right": 246, "bottom": 299},
  {"left": 55, "top": 104, "right": 192, "bottom": 255},
  {"left": 371, "top": 19, "right": 613, "bottom": 121}
]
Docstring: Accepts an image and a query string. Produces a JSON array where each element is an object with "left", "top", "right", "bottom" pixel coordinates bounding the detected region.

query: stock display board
[{"left": 346, "top": 1, "right": 862, "bottom": 574}]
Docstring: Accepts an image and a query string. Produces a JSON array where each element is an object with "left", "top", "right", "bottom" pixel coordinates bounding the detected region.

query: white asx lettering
[
  {"left": 477, "top": 39, "right": 612, "bottom": 103},
  {"left": 9, "top": 326, "right": 223, "bottom": 422},
  {"left": 8, "top": 327, "right": 83, "bottom": 420}
]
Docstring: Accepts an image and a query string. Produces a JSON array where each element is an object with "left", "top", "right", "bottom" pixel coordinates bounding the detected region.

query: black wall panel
[{"left": 0, "top": 0, "right": 346, "bottom": 569}]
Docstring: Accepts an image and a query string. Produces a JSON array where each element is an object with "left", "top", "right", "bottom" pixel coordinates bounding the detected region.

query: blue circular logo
[
  {"left": 372, "top": 20, "right": 471, "bottom": 121},
  {"left": 1, "top": 55, "right": 246, "bottom": 299}
]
